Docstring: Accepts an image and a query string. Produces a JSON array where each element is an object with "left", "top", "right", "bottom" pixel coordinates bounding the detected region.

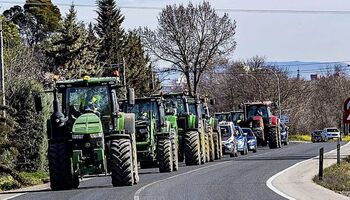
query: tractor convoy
[{"left": 34, "top": 74, "right": 288, "bottom": 191}]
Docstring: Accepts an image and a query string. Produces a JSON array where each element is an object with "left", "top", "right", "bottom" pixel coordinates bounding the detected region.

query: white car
[
  {"left": 323, "top": 127, "right": 341, "bottom": 139},
  {"left": 219, "top": 121, "right": 238, "bottom": 157}
]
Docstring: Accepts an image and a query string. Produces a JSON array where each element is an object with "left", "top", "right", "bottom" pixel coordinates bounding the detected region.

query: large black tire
[
  {"left": 48, "top": 142, "right": 73, "bottom": 191},
  {"left": 158, "top": 139, "right": 173, "bottom": 173},
  {"left": 213, "top": 132, "right": 220, "bottom": 160},
  {"left": 268, "top": 127, "right": 279, "bottom": 149},
  {"left": 204, "top": 134, "right": 210, "bottom": 162},
  {"left": 110, "top": 139, "right": 134, "bottom": 186},
  {"left": 171, "top": 139, "right": 179, "bottom": 171},
  {"left": 184, "top": 131, "right": 201, "bottom": 166}
]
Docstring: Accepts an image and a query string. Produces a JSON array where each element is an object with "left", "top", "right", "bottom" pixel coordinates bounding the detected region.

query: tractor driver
[{"left": 80, "top": 90, "right": 102, "bottom": 114}]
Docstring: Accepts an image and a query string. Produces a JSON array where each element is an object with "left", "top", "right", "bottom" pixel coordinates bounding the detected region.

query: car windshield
[
  {"left": 327, "top": 129, "right": 339, "bottom": 132},
  {"left": 67, "top": 86, "right": 110, "bottom": 115},
  {"left": 242, "top": 128, "right": 254, "bottom": 137},
  {"left": 247, "top": 105, "right": 268, "bottom": 119},
  {"left": 235, "top": 126, "right": 242, "bottom": 136},
  {"left": 220, "top": 126, "right": 232, "bottom": 138},
  {"left": 126, "top": 101, "right": 159, "bottom": 121}
]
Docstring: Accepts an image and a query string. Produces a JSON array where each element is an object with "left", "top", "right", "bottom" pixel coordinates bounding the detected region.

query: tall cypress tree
[{"left": 96, "top": 0, "right": 125, "bottom": 68}]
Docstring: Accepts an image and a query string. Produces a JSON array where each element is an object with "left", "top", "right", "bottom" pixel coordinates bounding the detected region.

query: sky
[{"left": 1, "top": 0, "right": 350, "bottom": 64}]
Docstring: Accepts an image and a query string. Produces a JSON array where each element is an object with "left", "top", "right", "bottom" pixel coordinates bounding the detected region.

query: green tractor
[
  {"left": 34, "top": 76, "right": 139, "bottom": 190},
  {"left": 201, "top": 98, "right": 222, "bottom": 160},
  {"left": 121, "top": 97, "right": 178, "bottom": 172},
  {"left": 161, "top": 93, "right": 207, "bottom": 166}
]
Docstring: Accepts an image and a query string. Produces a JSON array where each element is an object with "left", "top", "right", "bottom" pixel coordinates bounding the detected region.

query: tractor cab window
[
  {"left": 126, "top": 101, "right": 159, "bottom": 122},
  {"left": 188, "top": 103, "right": 197, "bottom": 115},
  {"left": 175, "top": 98, "right": 186, "bottom": 115},
  {"left": 231, "top": 112, "right": 243, "bottom": 123},
  {"left": 247, "top": 105, "right": 268, "bottom": 119},
  {"left": 66, "top": 86, "right": 111, "bottom": 116}
]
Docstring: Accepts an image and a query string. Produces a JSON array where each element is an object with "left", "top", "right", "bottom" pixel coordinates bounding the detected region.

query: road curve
[{"left": 2, "top": 142, "right": 343, "bottom": 200}]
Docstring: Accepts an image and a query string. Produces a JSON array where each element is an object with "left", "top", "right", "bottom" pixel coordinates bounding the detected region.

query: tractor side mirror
[
  {"left": 127, "top": 88, "right": 135, "bottom": 105},
  {"left": 210, "top": 99, "right": 216, "bottom": 105},
  {"left": 34, "top": 94, "right": 43, "bottom": 113}
]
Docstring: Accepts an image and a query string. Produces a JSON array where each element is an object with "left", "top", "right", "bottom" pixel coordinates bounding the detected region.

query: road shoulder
[{"left": 268, "top": 142, "right": 350, "bottom": 200}]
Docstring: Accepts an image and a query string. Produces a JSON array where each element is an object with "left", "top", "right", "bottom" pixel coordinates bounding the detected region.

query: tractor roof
[
  {"left": 244, "top": 101, "right": 272, "bottom": 106},
  {"left": 56, "top": 77, "right": 120, "bottom": 88},
  {"left": 214, "top": 112, "right": 230, "bottom": 115}
]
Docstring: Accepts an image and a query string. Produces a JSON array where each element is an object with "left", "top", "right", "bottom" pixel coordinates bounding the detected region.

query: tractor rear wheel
[
  {"left": 268, "top": 127, "right": 279, "bottom": 149},
  {"left": 213, "top": 132, "right": 220, "bottom": 160},
  {"left": 184, "top": 131, "right": 201, "bottom": 166},
  {"left": 158, "top": 139, "right": 173, "bottom": 173},
  {"left": 110, "top": 138, "right": 134, "bottom": 186},
  {"left": 171, "top": 139, "right": 179, "bottom": 171},
  {"left": 48, "top": 142, "right": 73, "bottom": 191}
]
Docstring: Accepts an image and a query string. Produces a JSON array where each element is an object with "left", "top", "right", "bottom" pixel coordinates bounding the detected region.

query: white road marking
[
  {"left": 266, "top": 142, "right": 350, "bottom": 200},
  {"left": 134, "top": 147, "right": 281, "bottom": 200},
  {"left": 134, "top": 161, "right": 231, "bottom": 200}
]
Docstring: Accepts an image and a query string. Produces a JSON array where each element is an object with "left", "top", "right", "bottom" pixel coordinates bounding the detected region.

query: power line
[{"left": 1, "top": 1, "right": 350, "bottom": 15}]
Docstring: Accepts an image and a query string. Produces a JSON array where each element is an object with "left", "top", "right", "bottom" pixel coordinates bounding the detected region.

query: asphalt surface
[{"left": 4, "top": 142, "right": 344, "bottom": 200}]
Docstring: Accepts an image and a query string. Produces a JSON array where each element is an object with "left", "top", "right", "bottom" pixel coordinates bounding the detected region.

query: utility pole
[{"left": 0, "top": 20, "right": 5, "bottom": 117}]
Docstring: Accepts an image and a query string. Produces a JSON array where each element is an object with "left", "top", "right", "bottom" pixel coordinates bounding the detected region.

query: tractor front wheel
[
  {"left": 48, "top": 142, "right": 73, "bottom": 191},
  {"left": 172, "top": 139, "right": 179, "bottom": 171},
  {"left": 184, "top": 131, "right": 201, "bottom": 166},
  {"left": 158, "top": 139, "right": 173, "bottom": 173},
  {"left": 110, "top": 138, "right": 134, "bottom": 186},
  {"left": 268, "top": 127, "right": 279, "bottom": 149},
  {"left": 213, "top": 132, "right": 220, "bottom": 160}
]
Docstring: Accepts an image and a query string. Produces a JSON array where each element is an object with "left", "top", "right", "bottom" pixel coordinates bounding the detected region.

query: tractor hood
[{"left": 72, "top": 113, "right": 103, "bottom": 134}]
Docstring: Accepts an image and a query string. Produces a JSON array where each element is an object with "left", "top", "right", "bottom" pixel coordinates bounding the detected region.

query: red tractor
[{"left": 240, "top": 101, "right": 281, "bottom": 149}]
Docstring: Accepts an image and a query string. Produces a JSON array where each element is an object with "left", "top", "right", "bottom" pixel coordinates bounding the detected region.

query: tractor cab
[{"left": 214, "top": 112, "right": 231, "bottom": 122}]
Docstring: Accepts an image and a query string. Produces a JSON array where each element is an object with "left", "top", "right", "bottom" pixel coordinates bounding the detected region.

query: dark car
[
  {"left": 242, "top": 128, "right": 257, "bottom": 153},
  {"left": 311, "top": 130, "right": 328, "bottom": 142},
  {"left": 280, "top": 122, "right": 289, "bottom": 145}
]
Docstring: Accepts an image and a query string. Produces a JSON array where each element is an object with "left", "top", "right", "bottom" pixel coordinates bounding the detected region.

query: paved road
[{"left": 3, "top": 142, "right": 344, "bottom": 200}]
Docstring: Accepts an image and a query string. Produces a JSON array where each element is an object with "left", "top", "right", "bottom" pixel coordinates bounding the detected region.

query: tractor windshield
[
  {"left": 66, "top": 86, "right": 111, "bottom": 115},
  {"left": 231, "top": 112, "right": 244, "bottom": 123},
  {"left": 247, "top": 105, "right": 269, "bottom": 119},
  {"left": 215, "top": 113, "right": 230, "bottom": 122},
  {"left": 126, "top": 101, "right": 159, "bottom": 121}
]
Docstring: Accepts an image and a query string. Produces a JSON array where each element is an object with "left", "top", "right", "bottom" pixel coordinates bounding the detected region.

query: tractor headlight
[
  {"left": 139, "top": 128, "right": 148, "bottom": 134},
  {"left": 90, "top": 132, "right": 103, "bottom": 138}
]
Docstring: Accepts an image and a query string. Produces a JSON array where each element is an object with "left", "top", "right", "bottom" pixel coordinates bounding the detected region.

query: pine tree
[
  {"left": 96, "top": 0, "right": 125, "bottom": 68},
  {"left": 45, "top": 5, "right": 88, "bottom": 78},
  {"left": 123, "top": 31, "right": 159, "bottom": 96}
]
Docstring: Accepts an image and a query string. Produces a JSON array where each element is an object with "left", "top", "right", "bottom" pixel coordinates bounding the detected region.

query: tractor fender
[
  {"left": 124, "top": 113, "right": 136, "bottom": 135},
  {"left": 271, "top": 116, "right": 278, "bottom": 126}
]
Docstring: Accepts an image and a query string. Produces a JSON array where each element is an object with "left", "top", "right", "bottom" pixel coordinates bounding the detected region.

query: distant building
[{"left": 310, "top": 74, "right": 321, "bottom": 80}]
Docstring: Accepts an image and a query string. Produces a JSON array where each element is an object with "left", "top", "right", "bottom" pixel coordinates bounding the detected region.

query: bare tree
[{"left": 140, "top": 1, "right": 236, "bottom": 95}]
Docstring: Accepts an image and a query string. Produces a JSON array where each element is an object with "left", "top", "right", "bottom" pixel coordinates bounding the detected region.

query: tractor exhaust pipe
[{"left": 53, "top": 88, "right": 59, "bottom": 113}]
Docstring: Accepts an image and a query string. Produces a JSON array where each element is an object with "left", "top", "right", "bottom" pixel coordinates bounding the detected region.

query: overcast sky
[{"left": 1, "top": 0, "right": 350, "bottom": 63}]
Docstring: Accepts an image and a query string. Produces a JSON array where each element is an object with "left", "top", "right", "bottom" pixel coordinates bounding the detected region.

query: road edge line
[{"left": 266, "top": 142, "right": 350, "bottom": 200}]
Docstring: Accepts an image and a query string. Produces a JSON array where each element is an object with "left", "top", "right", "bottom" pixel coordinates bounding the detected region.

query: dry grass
[
  {"left": 314, "top": 156, "right": 350, "bottom": 192},
  {"left": 289, "top": 134, "right": 311, "bottom": 142}
]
